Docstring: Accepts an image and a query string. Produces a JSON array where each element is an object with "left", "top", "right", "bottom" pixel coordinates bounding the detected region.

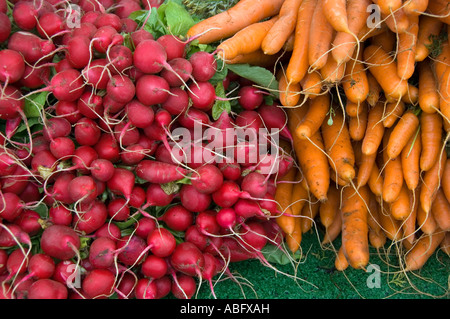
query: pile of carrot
[{"left": 186, "top": 0, "right": 450, "bottom": 272}]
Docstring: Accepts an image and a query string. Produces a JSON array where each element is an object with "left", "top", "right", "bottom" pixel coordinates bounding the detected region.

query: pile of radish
[{"left": 0, "top": 0, "right": 296, "bottom": 299}]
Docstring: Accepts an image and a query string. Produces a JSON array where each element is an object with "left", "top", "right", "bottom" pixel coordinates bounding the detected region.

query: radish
[
  {"left": 88, "top": 237, "right": 117, "bottom": 269},
  {"left": 37, "top": 68, "right": 85, "bottom": 102},
  {"left": 134, "top": 217, "right": 157, "bottom": 239},
  {"left": 146, "top": 227, "right": 177, "bottom": 258},
  {"left": 135, "top": 277, "right": 158, "bottom": 299},
  {"left": 187, "top": 81, "right": 217, "bottom": 111},
  {"left": 82, "top": 58, "right": 110, "bottom": 90},
  {"left": 191, "top": 164, "right": 224, "bottom": 194},
  {"left": 49, "top": 172, "right": 76, "bottom": 205},
  {"left": 170, "top": 241, "right": 205, "bottom": 277},
  {"left": 160, "top": 58, "right": 192, "bottom": 87},
  {"left": 238, "top": 86, "right": 264, "bottom": 110},
  {"left": 189, "top": 50, "right": 218, "bottom": 82},
  {"left": 133, "top": 39, "right": 169, "bottom": 74},
  {"left": 48, "top": 205, "right": 73, "bottom": 226},
  {"left": 49, "top": 136, "right": 76, "bottom": 159},
  {"left": 157, "top": 34, "right": 187, "bottom": 60},
  {"left": 0, "top": 49, "right": 26, "bottom": 84},
  {"left": 55, "top": 100, "right": 82, "bottom": 124},
  {"left": 36, "top": 12, "right": 65, "bottom": 38},
  {"left": 115, "top": 272, "right": 136, "bottom": 299},
  {"left": 171, "top": 273, "right": 196, "bottom": 299},
  {"left": 13, "top": 210, "right": 40, "bottom": 236},
  {"left": 240, "top": 171, "right": 268, "bottom": 198},
  {"left": 211, "top": 180, "right": 249, "bottom": 208},
  {"left": 107, "top": 197, "right": 130, "bottom": 221},
  {"left": 42, "top": 117, "right": 72, "bottom": 142},
  {"left": 136, "top": 160, "right": 187, "bottom": 184},
  {"left": 0, "top": 223, "right": 31, "bottom": 247},
  {"left": 116, "top": 234, "right": 148, "bottom": 266},
  {"left": 216, "top": 207, "right": 237, "bottom": 229},
  {"left": 179, "top": 184, "right": 212, "bottom": 212},
  {"left": 114, "top": 0, "right": 142, "bottom": 19},
  {"left": 161, "top": 87, "right": 189, "bottom": 115},
  {"left": 135, "top": 74, "right": 170, "bottom": 106},
  {"left": 72, "top": 145, "right": 99, "bottom": 174},
  {"left": 0, "top": 85, "right": 25, "bottom": 120},
  {"left": 201, "top": 252, "right": 219, "bottom": 298},
  {"left": 12, "top": 1, "right": 39, "bottom": 31},
  {"left": 95, "top": 223, "right": 122, "bottom": 241},
  {"left": 114, "top": 121, "right": 140, "bottom": 146},
  {"left": 27, "top": 279, "right": 68, "bottom": 299},
  {"left": 218, "top": 160, "right": 242, "bottom": 181},
  {"left": 108, "top": 44, "right": 133, "bottom": 74},
  {"left": 106, "top": 167, "right": 135, "bottom": 201},
  {"left": 89, "top": 158, "right": 115, "bottom": 182},
  {"left": 234, "top": 198, "right": 268, "bottom": 221},
  {"left": 129, "top": 186, "right": 146, "bottom": 208},
  {"left": 68, "top": 175, "right": 98, "bottom": 205},
  {"left": 141, "top": 255, "right": 167, "bottom": 279},
  {"left": 7, "top": 31, "right": 56, "bottom": 64},
  {"left": 258, "top": 103, "right": 293, "bottom": 141},
  {"left": 106, "top": 74, "right": 136, "bottom": 104},
  {"left": 72, "top": 200, "right": 108, "bottom": 234},
  {"left": 0, "top": 12, "right": 11, "bottom": 43},
  {"left": 0, "top": 249, "right": 7, "bottom": 275},
  {"left": 40, "top": 225, "right": 81, "bottom": 260},
  {"left": 184, "top": 225, "right": 208, "bottom": 251},
  {"left": 154, "top": 275, "right": 172, "bottom": 299},
  {"left": 125, "top": 99, "right": 155, "bottom": 128},
  {"left": 160, "top": 204, "right": 194, "bottom": 232},
  {"left": 19, "top": 63, "right": 51, "bottom": 89},
  {"left": 130, "top": 29, "right": 154, "bottom": 47},
  {"left": 94, "top": 133, "right": 121, "bottom": 163},
  {"left": 6, "top": 248, "right": 29, "bottom": 277},
  {"left": 24, "top": 253, "right": 56, "bottom": 280},
  {"left": 95, "top": 13, "right": 122, "bottom": 32},
  {"left": 0, "top": 192, "right": 25, "bottom": 222},
  {"left": 66, "top": 35, "right": 92, "bottom": 69},
  {"left": 92, "top": 25, "right": 123, "bottom": 54},
  {"left": 142, "top": 183, "right": 175, "bottom": 208},
  {"left": 196, "top": 210, "right": 221, "bottom": 236},
  {"left": 82, "top": 268, "right": 116, "bottom": 299}
]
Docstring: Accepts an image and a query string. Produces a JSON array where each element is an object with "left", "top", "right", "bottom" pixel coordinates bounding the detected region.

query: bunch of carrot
[{"left": 186, "top": 0, "right": 450, "bottom": 272}]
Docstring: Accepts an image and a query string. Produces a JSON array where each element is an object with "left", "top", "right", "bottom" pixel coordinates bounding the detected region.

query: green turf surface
[{"left": 194, "top": 230, "right": 449, "bottom": 299}]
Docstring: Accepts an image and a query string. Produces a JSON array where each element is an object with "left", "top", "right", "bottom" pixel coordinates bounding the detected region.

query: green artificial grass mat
[{"left": 193, "top": 230, "right": 449, "bottom": 299}]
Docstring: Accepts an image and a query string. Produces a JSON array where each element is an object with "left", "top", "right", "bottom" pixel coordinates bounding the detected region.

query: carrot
[
  {"left": 420, "top": 111, "right": 443, "bottom": 172},
  {"left": 277, "top": 69, "right": 302, "bottom": 107},
  {"left": 401, "top": 127, "right": 421, "bottom": 190},
  {"left": 286, "top": 216, "right": 302, "bottom": 253},
  {"left": 225, "top": 49, "right": 281, "bottom": 67},
  {"left": 368, "top": 161, "right": 384, "bottom": 197},
  {"left": 319, "top": 186, "right": 340, "bottom": 229},
  {"left": 431, "top": 188, "right": 450, "bottom": 231},
  {"left": 366, "top": 73, "right": 382, "bottom": 107},
  {"left": 308, "top": 0, "right": 335, "bottom": 71},
  {"left": 274, "top": 165, "right": 297, "bottom": 236},
  {"left": 417, "top": 204, "right": 438, "bottom": 235},
  {"left": 420, "top": 150, "right": 447, "bottom": 214},
  {"left": 286, "top": 0, "right": 317, "bottom": 84},
  {"left": 438, "top": 68, "right": 450, "bottom": 131},
  {"left": 321, "top": 108, "right": 356, "bottom": 183},
  {"left": 363, "top": 45, "right": 409, "bottom": 101},
  {"left": 378, "top": 204, "right": 403, "bottom": 242},
  {"left": 402, "top": 84, "right": 419, "bottom": 106},
  {"left": 426, "top": 0, "right": 450, "bottom": 25},
  {"left": 367, "top": 192, "right": 384, "bottom": 236},
  {"left": 342, "top": 49, "right": 369, "bottom": 105},
  {"left": 372, "top": 0, "right": 402, "bottom": 15},
  {"left": 322, "top": 0, "right": 349, "bottom": 33},
  {"left": 282, "top": 32, "right": 296, "bottom": 52},
  {"left": 300, "top": 70, "right": 323, "bottom": 99},
  {"left": 434, "top": 43, "right": 450, "bottom": 82},
  {"left": 331, "top": 0, "right": 372, "bottom": 64},
  {"left": 321, "top": 204, "right": 342, "bottom": 245},
  {"left": 296, "top": 93, "right": 330, "bottom": 139},
  {"left": 357, "top": 20, "right": 389, "bottom": 42},
  {"left": 389, "top": 183, "right": 412, "bottom": 221},
  {"left": 403, "top": 0, "right": 429, "bottom": 16},
  {"left": 371, "top": 28, "right": 396, "bottom": 53},
  {"left": 415, "top": 15, "right": 444, "bottom": 62},
  {"left": 348, "top": 102, "right": 368, "bottom": 141},
  {"left": 288, "top": 107, "right": 330, "bottom": 201},
  {"left": 320, "top": 55, "right": 346, "bottom": 84},
  {"left": 361, "top": 101, "right": 385, "bottom": 155},
  {"left": 443, "top": 158, "right": 450, "bottom": 202},
  {"left": 396, "top": 14, "right": 419, "bottom": 81},
  {"left": 356, "top": 148, "right": 377, "bottom": 188},
  {"left": 402, "top": 186, "right": 420, "bottom": 247},
  {"left": 290, "top": 170, "right": 310, "bottom": 216},
  {"left": 382, "top": 100, "right": 406, "bottom": 128},
  {"left": 341, "top": 185, "right": 370, "bottom": 269},
  {"left": 300, "top": 199, "right": 320, "bottom": 233},
  {"left": 404, "top": 230, "right": 446, "bottom": 271},
  {"left": 382, "top": 8, "right": 410, "bottom": 35},
  {"left": 216, "top": 16, "right": 279, "bottom": 61},
  {"left": 334, "top": 245, "right": 349, "bottom": 271},
  {"left": 261, "top": 0, "right": 303, "bottom": 56},
  {"left": 418, "top": 60, "right": 440, "bottom": 113},
  {"left": 440, "top": 232, "right": 450, "bottom": 256},
  {"left": 345, "top": 101, "right": 362, "bottom": 117},
  {"left": 382, "top": 155, "right": 404, "bottom": 203},
  {"left": 185, "top": 0, "right": 285, "bottom": 44},
  {"left": 386, "top": 109, "right": 420, "bottom": 160}
]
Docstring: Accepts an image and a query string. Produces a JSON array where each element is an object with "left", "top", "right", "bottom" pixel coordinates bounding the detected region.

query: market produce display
[{"left": 0, "top": 0, "right": 449, "bottom": 300}]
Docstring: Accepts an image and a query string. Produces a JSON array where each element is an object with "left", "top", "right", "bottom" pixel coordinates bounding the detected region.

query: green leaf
[
  {"left": 226, "top": 63, "right": 279, "bottom": 97},
  {"left": 260, "top": 244, "right": 302, "bottom": 265},
  {"left": 212, "top": 81, "right": 231, "bottom": 120},
  {"left": 23, "top": 91, "right": 49, "bottom": 118},
  {"left": 158, "top": 0, "right": 196, "bottom": 36},
  {"left": 209, "top": 57, "right": 228, "bottom": 85}
]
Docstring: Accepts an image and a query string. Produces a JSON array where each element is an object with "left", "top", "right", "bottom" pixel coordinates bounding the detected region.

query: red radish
[
  {"left": 141, "top": 255, "right": 167, "bottom": 279},
  {"left": 71, "top": 22, "right": 98, "bottom": 39},
  {"left": 107, "top": 197, "right": 130, "bottom": 221},
  {"left": 160, "top": 58, "right": 192, "bottom": 86},
  {"left": 72, "top": 200, "right": 108, "bottom": 234},
  {"left": 258, "top": 103, "right": 293, "bottom": 141},
  {"left": 115, "top": 0, "right": 142, "bottom": 19},
  {"left": 92, "top": 25, "right": 123, "bottom": 54},
  {"left": 134, "top": 217, "right": 157, "bottom": 239},
  {"left": 135, "top": 277, "right": 158, "bottom": 299},
  {"left": 40, "top": 225, "right": 81, "bottom": 260},
  {"left": 0, "top": 224, "right": 31, "bottom": 247},
  {"left": 136, "top": 160, "right": 187, "bottom": 184},
  {"left": 115, "top": 272, "right": 136, "bottom": 299},
  {"left": 170, "top": 241, "right": 205, "bottom": 277},
  {"left": 0, "top": 49, "right": 25, "bottom": 84},
  {"left": 196, "top": 210, "right": 221, "bottom": 235},
  {"left": 94, "top": 133, "right": 121, "bottom": 163},
  {"left": 154, "top": 275, "right": 172, "bottom": 299},
  {"left": 191, "top": 164, "right": 224, "bottom": 194},
  {"left": 0, "top": 85, "right": 24, "bottom": 120},
  {"left": 184, "top": 225, "right": 208, "bottom": 251},
  {"left": 19, "top": 63, "right": 51, "bottom": 89},
  {"left": 88, "top": 237, "right": 117, "bottom": 269},
  {"left": 116, "top": 234, "right": 148, "bottom": 266},
  {"left": 0, "top": 12, "right": 11, "bottom": 43},
  {"left": 234, "top": 198, "right": 268, "bottom": 221},
  {"left": 135, "top": 74, "right": 170, "bottom": 106},
  {"left": 43, "top": 117, "right": 72, "bottom": 142},
  {"left": 108, "top": 44, "right": 133, "bottom": 73},
  {"left": 89, "top": 158, "right": 115, "bottom": 182},
  {"left": 51, "top": 260, "right": 77, "bottom": 285},
  {"left": 49, "top": 205, "right": 73, "bottom": 226},
  {"left": 143, "top": 183, "right": 175, "bottom": 208},
  {"left": 12, "top": 1, "right": 38, "bottom": 30},
  {"left": 95, "top": 223, "right": 122, "bottom": 241},
  {"left": 13, "top": 210, "right": 40, "bottom": 236},
  {"left": 216, "top": 207, "right": 237, "bottom": 229},
  {"left": 146, "top": 227, "right": 177, "bottom": 258},
  {"left": 177, "top": 108, "right": 210, "bottom": 130},
  {"left": 82, "top": 58, "right": 110, "bottom": 90},
  {"left": 237, "top": 221, "right": 268, "bottom": 253},
  {"left": 106, "top": 75, "right": 136, "bottom": 104},
  {"left": 77, "top": 91, "right": 104, "bottom": 120},
  {"left": 27, "top": 279, "right": 68, "bottom": 299},
  {"left": 187, "top": 81, "right": 216, "bottom": 111},
  {"left": 130, "top": 29, "right": 154, "bottom": 47},
  {"left": 26, "top": 253, "right": 56, "bottom": 279},
  {"left": 50, "top": 172, "right": 76, "bottom": 205},
  {"left": 6, "top": 248, "right": 29, "bottom": 277},
  {"left": 66, "top": 35, "right": 92, "bottom": 69},
  {"left": 201, "top": 252, "right": 219, "bottom": 298},
  {"left": 157, "top": 34, "right": 187, "bottom": 60},
  {"left": 0, "top": 192, "right": 24, "bottom": 221},
  {"left": 238, "top": 86, "right": 264, "bottom": 110},
  {"left": 125, "top": 100, "right": 155, "bottom": 128},
  {"left": 106, "top": 167, "right": 135, "bottom": 201},
  {"left": 0, "top": 249, "right": 7, "bottom": 275},
  {"left": 68, "top": 175, "right": 98, "bottom": 205},
  {"left": 218, "top": 160, "right": 242, "bottom": 181},
  {"left": 160, "top": 204, "right": 194, "bottom": 232},
  {"left": 36, "top": 12, "right": 64, "bottom": 38},
  {"left": 7, "top": 31, "right": 55, "bottom": 64},
  {"left": 212, "top": 180, "right": 249, "bottom": 208},
  {"left": 49, "top": 136, "right": 76, "bottom": 159},
  {"left": 189, "top": 50, "right": 217, "bottom": 82},
  {"left": 95, "top": 13, "right": 122, "bottom": 31},
  {"left": 72, "top": 145, "right": 99, "bottom": 174},
  {"left": 82, "top": 268, "right": 116, "bottom": 299},
  {"left": 179, "top": 184, "right": 212, "bottom": 212},
  {"left": 114, "top": 121, "right": 140, "bottom": 147},
  {"left": 171, "top": 273, "right": 196, "bottom": 299},
  {"left": 55, "top": 100, "right": 82, "bottom": 124},
  {"left": 133, "top": 39, "right": 169, "bottom": 74},
  {"left": 161, "top": 87, "right": 189, "bottom": 115},
  {"left": 129, "top": 186, "right": 146, "bottom": 208},
  {"left": 240, "top": 171, "right": 268, "bottom": 198}
]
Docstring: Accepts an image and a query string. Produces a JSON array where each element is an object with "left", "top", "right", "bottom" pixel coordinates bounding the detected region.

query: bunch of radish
[{"left": 0, "top": 0, "right": 296, "bottom": 299}]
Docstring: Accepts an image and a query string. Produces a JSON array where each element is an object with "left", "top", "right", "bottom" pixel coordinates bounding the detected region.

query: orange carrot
[
  {"left": 382, "top": 100, "right": 406, "bottom": 128},
  {"left": 382, "top": 128, "right": 404, "bottom": 203},
  {"left": 286, "top": 217, "right": 302, "bottom": 253},
  {"left": 417, "top": 204, "right": 438, "bottom": 235},
  {"left": 286, "top": 0, "right": 317, "bottom": 84},
  {"left": 386, "top": 109, "right": 420, "bottom": 160},
  {"left": 319, "top": 185, "right": 340, "bottom": 229},
  {"left": 341, "top": 185, "right": 370, "bottom": 269},
  {"left": 185, "top": 0, "right": 285, "bottom": 44},
  {"left": 418, "top": 60, "right": 440, "bottom": 113},
  {"left": 367, "top": 192, "right": 384, "bottom": 236},
  {"left": 216, "top": 16, "right": 279, "bottom": 61},
  {"left": 372, "top": 0, "right": 402, "bottom": 15},
  {"left": 335, "top": 245, "right": 349, "bottom": 271},
  {"left": 396, "top": 14, "right": 419, "bottom": 80},
  {"left": 322, "top": 0, "right": 349, "bottom": 33},
  {"left": 415, "top": 15, "right": 444, "bottom": 62},
  {"left": 403, "top": 0, "right": 429, "bottom": 16},
  {"left": 440, "top": 232, "right": 450, "bottom": 256},
  {"left": 420, "top": 111, "right": 443, "bottom": 172},
  {"left": 320, "top": 55, "right": 346, "bottom": 84},
  {"left": 437, "top": 67, "right": 450, "bottom": 132},
  {"left": 443, "top": 158, "right": 450, "bottom": 202},
  {"left": 300, "top": 199, "right": 320, "bottom": 233},
  {"left": 348, "top": 102, "right": 368, "bottom": 141},
  {"left": 379, "top": 204, "right": 403, "bottom": 242},
  {"left": 363, "top": 45, "right": 409, "bottom": 101},
  {"left": 361, "top": 101, "right": 385, "bottom": 155},
  {"left": 389, "top": 183, "right": 412, "bottom": 220},
  {"left": 321, "top": 108, "right": 356, "bottom": 183},
  {"left": 308, "top": 0, "right": 335, "bottom": 71},
  {"left": 331, "top": 0, "right": 372, "bottom": 64},
  {"left": 383, "top": 8, "right": 410, "bottom": 35},
  {"left": 321, "top": 204, "right": 342, "bottom": 245},
  {"left": 431, "top": 188, "right": 450, "bottom": 231},
  {"left": 368, "top": 161, "right": 384, "bottom": 197},
  {"left": 403, "top": 186, "right": 420, "bottom": 247},
  {"left": 401, "top": 127, "right": 421, "bottom": 190},
  {"left": 345, "top": 101, "right": 363, "bottom": 117},
  {"left": 277, "top": 69, "right": 302, "bottom": 107},
  {"left": 420, "top": 150, "right": 447, "bottom": 214},
  {"left": 404, "top": 230, "right": 446, "bottom": 271},
  {"left": 290, "top": 170, "right": 310, "bottom": 216},
  {"left": 296, "top": 92, "right": 330, "bottom": 139},
  {"left": 288, "top": 107, "right": 330, "bottom": 201},
  {"left": 274, "top": 165, "right": 297, "bottom": 236},
  {"left": 282, "top": 32, "right": 296, "bottom": 52},
  {"left": 426, "top": 0, "right": 450, "bottom": 25},
  {"left": 402, "top": 84, "right": 419, "bottom": 106},
  {"left": 356, "top": 149, "right": 377, "bottom": 188},
  {"left": 261, "top": 0, "right": 303, "bottom": 55},
  {"left": 366, "top": 73, "right": 382, "bottom": 107},
  {"left": 371, "top": 28, "right": 396, "bottom": 53},
  {"left": 342, "top": 49, "right": 369, "bottom": 104},
  {"left": 225, "top": 49, "right": 281, "bottom": 67},
  {"left": 300, "top": 70, "right": 323, "bottom": 99}
]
